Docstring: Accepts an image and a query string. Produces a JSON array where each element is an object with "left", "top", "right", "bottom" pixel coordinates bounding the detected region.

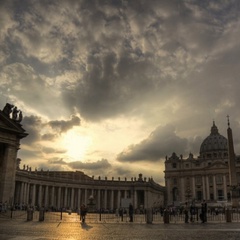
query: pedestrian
[
  {"left": 190, "top": 204, "right": 195, "bottom": 222},
  {"left": 129, "top": 203, "right": 134, "bottom": 222},
  {"left": 201, "top": 200, "right": 207, "bottom": 223},
  {"left": 119, "top": 206, "right": 123, "bottom": 221},
  {"left": 184, "top": 202, "right": 189, "bottom": 223},
  {"left": 80, "top": 204, "right": 87, "bottom": 223}
]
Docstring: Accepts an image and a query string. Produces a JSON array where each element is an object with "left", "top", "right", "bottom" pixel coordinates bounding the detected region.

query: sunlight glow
[{"left": 62, "top": 129, "right": 92, "bottom": 161}]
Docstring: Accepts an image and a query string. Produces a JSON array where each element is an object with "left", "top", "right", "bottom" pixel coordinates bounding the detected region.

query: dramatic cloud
[
  {"left": 48, "top": 115, "right": 81, "bottom": 133},
  {"left": 117, "top": 124, "right": 188, "bottom": 162},
  {"left": 1, "top": 0, "right": 240, "bottom": 185},
  {"left": 49, "top": 158, "right": 111, "bottom": 170}
]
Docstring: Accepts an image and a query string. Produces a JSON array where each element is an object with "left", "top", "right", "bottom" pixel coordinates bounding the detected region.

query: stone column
[
  {"left": 51, "top": 186, "right": 55, "bottom": 207},
  {"left": 124, "top": 190, "right": 127, "bottom": 198},
  {"left": 23, "top": 182, "right": 27, "bottom": 204},
  {"left": 205, "top": 176, "right": 210, "bottom": 200},
  {"left": 78, "top": 188, "right": 81, "bottom": 207},
  {"left": 44, "top": 185, "right": 49, "bottom": 208},
  {"left": 134, "top": 190, "right": 137, "bottom": 208},
  {"left": 117, "top": 190, "right": 121, "bottom": 207},
  {"left": 0, "top": 144, "right": 18, "bottom": 204},
  {"left": 110, "top": 190, "right": 114, "bottom": 210},
  {"left": 57, "top": 187, "right": 61, "bottom": 209},
  {"left": 213, "top": 175, "right": 217, "bottom": 200},
  {"left": 26, "top": 183, "right": 30, "bottom": 205},
  {"left": 64, "top": 187, "right": 68, "bottom": 208},
  {"left": 180, "top": 177, "right": 185, "bottom": 202},
  {"left": 104, "top": 189, "right": 107, "bottom": 209},
  {"left": 97, "top": 189, "right": 101, "bottom": 209},
  {"left": 71, "top": 188, "right": 74, "bottom": 210},
  {"left": 14, "top": 182, "right": 21, "bottom": 204},
  {"left": 20, "top": 182, "right": 24, "bottom": 204},
  {"left": 223, "top": 175, "right": 227, "bottom": 201},
  {"left": 192, "top": 177, "right": 196, "bottom": 199},
  {"left": 202, "top": 176, "right": 206, "bottom": 200},
  {"left": 32, "top": 184, "right": 36, "bottom": 207},
  {"left": 144, "top": 190, "right": 148, "bottom": 209},
  {"left": 166, "top": 178, "right": 171, "bottom": 204},
  {"left": 38, "top": 185, "right": 42, "bottom": 207}
]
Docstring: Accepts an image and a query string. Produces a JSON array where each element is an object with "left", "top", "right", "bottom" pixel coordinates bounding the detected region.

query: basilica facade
[{"left": 164, "top": 121, "right": 240, "bottom": 207}]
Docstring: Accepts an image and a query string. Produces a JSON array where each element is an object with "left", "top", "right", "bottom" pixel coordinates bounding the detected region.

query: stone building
[
  {"left": 0, "top": 104, "right": 27, "bottom": 205},
  {"left": 0, "top": 103, "right": 165, "bottom": 211},
  {"left": 164, "top": 121, "right": 240, "bottom": 207},
  {"left": 14, "top": 169, "right": 165, "bottom": 211}
]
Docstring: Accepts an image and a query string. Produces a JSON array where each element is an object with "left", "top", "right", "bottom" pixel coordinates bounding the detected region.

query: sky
[{"left": 1, "top": 0, "right": 240, "bottom": 186}]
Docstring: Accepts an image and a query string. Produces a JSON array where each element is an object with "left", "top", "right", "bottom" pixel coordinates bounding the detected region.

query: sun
[{"left": 62, "top": 129, "right": 91, "bottom": 161}]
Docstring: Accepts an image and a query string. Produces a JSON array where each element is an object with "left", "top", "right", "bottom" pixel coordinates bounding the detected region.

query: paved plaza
[{"left": 1, "top": 218, "right": 240, "bottom": 240}]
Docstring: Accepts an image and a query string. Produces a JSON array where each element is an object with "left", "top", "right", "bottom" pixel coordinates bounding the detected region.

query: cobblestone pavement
[{"left": 1, "top": 219, "right": 240, "bottom": 240}]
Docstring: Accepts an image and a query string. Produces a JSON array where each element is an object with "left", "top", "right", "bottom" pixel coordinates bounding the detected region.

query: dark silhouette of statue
[
  {"left": 17, "top": 110, "right": 23, "bottom": 123},
  {"left": 2, "top": 103, "right": 14, "bottom": 117},
  {"left": 12, "top": 107, "right": 19, "bottom": 120},
  {"left": 2, "top": 103, "right": 23, "bottom": 123}
]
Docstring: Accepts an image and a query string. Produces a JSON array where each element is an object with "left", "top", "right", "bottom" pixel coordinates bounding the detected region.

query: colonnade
[{"left": 14, "top": 181, "right": 150, "bottom": 211}]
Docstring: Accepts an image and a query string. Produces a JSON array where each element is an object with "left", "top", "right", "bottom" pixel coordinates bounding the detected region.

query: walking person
[
  {"left": 201, "top": 200, "right": 207, "bottom": 223},
  {"left": 80, "top": 204, "right": 87, "bottom": 223},
  {"left": 184, "top": 202, "right": 189, "bottom": 223},
  {"left": 129, "top": 203, "right": 134, "bottom": 222},
  {"left": 190, "top": 204, "right": 195, "bottom": 222}
]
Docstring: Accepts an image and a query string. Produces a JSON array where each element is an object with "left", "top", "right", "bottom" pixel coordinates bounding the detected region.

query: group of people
[
  {"left": 79, "top": 203, "right": 134, "bottom": 223},
  {"left": 184, "top": 200, "right": 207, "bottom": 223}
]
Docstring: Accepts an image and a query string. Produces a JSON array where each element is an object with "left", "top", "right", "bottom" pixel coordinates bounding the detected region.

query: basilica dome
[{"left": 199, "top": 121, "right": 228, "bottom": 158}]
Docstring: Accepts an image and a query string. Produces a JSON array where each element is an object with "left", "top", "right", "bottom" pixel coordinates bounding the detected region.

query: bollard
[
  {"left": 27, "top": 208, "right": 33, "bottom": 221},
  {"left": 163, "top": 209, "right": 170, "bottom": 224},
  {"left": 146, "top": 208, "right": 153, "bottom": 224},
  {"left": 60, "top": 208, "right": 63, "bottom": 220},
  {"left": 225, "top": 209, "right": 232, "bottom": 223},
  {"left": 39, "top": 207, "right": 45, "bottom": 222}
]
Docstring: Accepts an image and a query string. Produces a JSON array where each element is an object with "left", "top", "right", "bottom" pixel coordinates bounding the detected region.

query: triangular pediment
[
  {"left": 204, "top": 161, "right": 228, "bottom": 169},
  {"left": 0, "top": 111, "right": 28, "bottom": 138}
]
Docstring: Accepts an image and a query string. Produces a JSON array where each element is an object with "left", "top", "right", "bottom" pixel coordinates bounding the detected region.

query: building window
[
  {"left": 197, "top": 191, "right": 202, "bottom": 201},
  {"left": 210, "top": 193, "right": 214, "bottom": 200},
  {"left": 172, "top": 163, "right": 177, "bottom": 168},
  {"left": 196, "top": 176, "right": 202, "bottom": 185},
  {"left": 218, "top": 190, "right": 224, "bottom": 201},
  {"left": 208, "top": 176, "right": 213, "bottom": 186},
  {"left": 216, "top": 175, "right": 223, "bottom": 184},
  {"left": 207, "top": 153, "right": 212, "bottom": 158},
  {"left": 173, "top": 178, "right": 177, "bottom": 185},
  {"left": 185, "top": 164, "right": 189, "bottom": 168},
  {"left": 172, "top": 187, "right": 178, "bottom": 201}
]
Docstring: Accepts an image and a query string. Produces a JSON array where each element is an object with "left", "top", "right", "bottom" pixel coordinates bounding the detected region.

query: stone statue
[
  {"left": 17, "top": 110, "right": 23, "bottom": 122},
  {"left": 2, "top": 103, "right": 23, "bottom": 123},
  {"left": 2, "top": 103, "right": 14, "bottom": 117},
  {"left": 12, "top": 107, "right": 19, "bottom": 120}
]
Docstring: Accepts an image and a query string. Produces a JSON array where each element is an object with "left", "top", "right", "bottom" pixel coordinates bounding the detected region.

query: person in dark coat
[
  {"left": 80, "top": 204, "right": 87, "bottom": 223},
  {"left": 201, "top": 200, "right": 207, "bottom": 223},
  {"left": 129, "top": 203, "right": 134, "bottom": 222},
  {"left": 184, "top": 202, "right": 189, "bottom": 223}
]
